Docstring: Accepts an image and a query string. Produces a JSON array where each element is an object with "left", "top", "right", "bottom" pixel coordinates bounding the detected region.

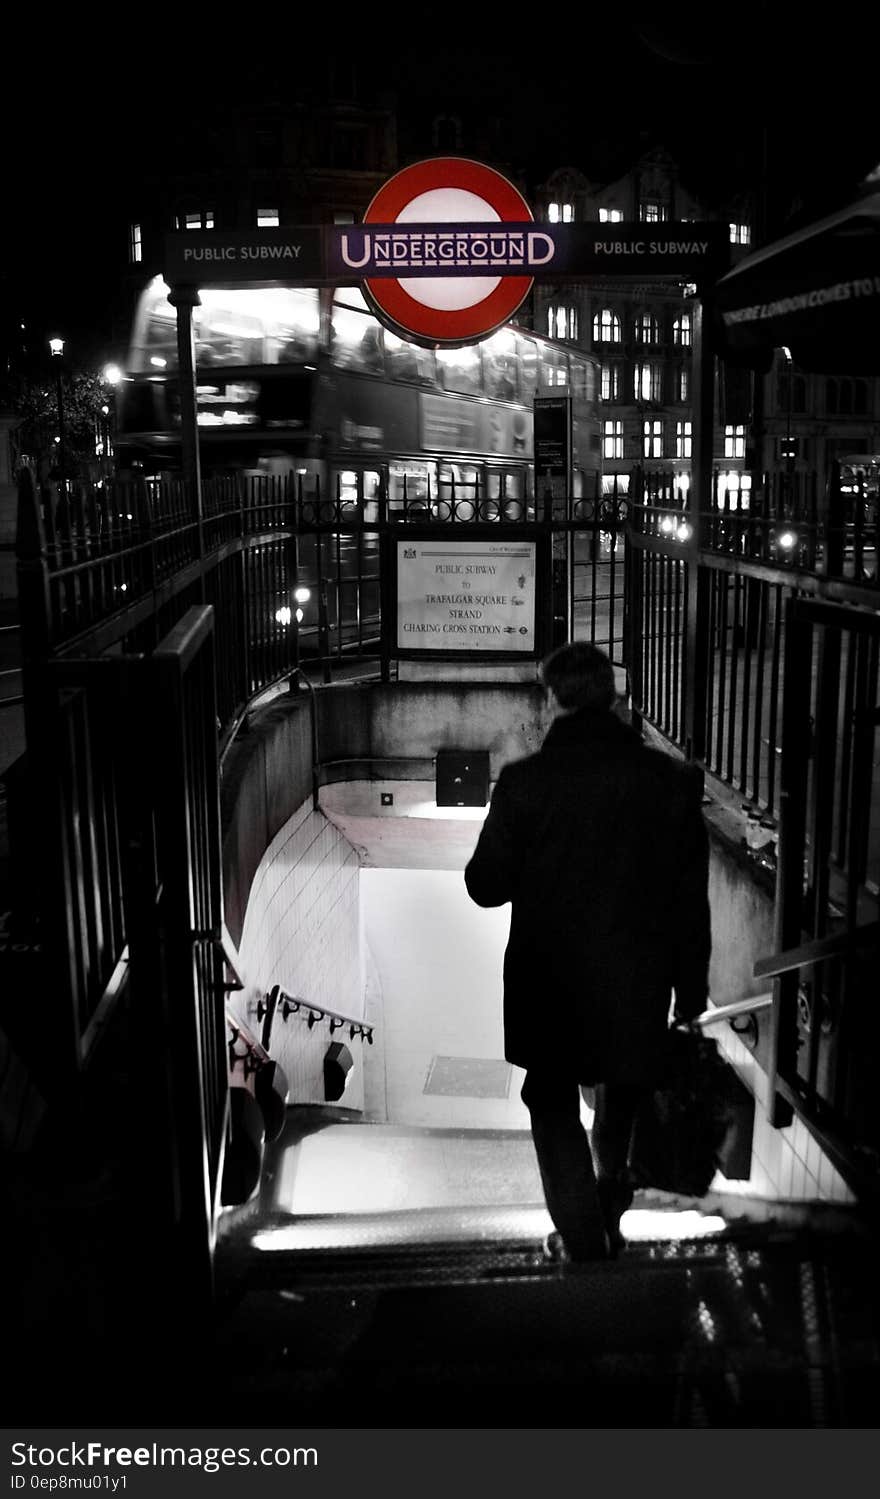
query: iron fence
[
  {"left": 11, "top": 452, "right": 879, "bottom": 1211},
  {"left": 630, "top": 467, "right": 880, "bottom": 1201}
]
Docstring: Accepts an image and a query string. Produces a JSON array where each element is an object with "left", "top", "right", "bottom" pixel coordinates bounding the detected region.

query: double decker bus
[{"left": 116, "top": 278, "right": 602, "bottom": 514}]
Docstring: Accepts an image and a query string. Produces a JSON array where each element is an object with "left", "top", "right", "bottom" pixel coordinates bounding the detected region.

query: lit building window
[
  {"left": 634, "top": 363, "right": 662, "bottom": 402},
  {"left": 129, "top": 223, "right": 142, "bottom": 264},
  {"left": 637, "top": 313, "right": 659, "bottom": 344},
  {"left": 673, "top": 313, "right": 691, "bottom": 347},
  {"left": 257, "top": 207, "right": 280, "bottom": 227},
  {"left": 547, "top": 304, "right": 578, "bottom": 340},
  {"left": 593, "top": 309, "right": 621, "bottom": 344},
  {"left": 643, "top": 419, "right": 663, "bottom": 458},
  {"left": 677, "top": 367, "right": 689, "bottom": 402},
  {"left": 676, "top": 420, "right": 693, "bottom": 459},
  {"left": 599, "top": 207, "right": 623, "bottom": 222},
  {"left": 724, "top": 423, "right": 746, "bottom": 458},
  {"left": 730, "top": 223, "right": 751, "bottom": 245},
  {"left": 718, "top": 471, "right": 752, "bottom": 511},
  {"left": 640, "top": 201, "right": 668, "bottom": 222},
  {"left": 600, "top": 363, "right": 620, "bottom": 402},
  {"left": 603, "top": 419, "right": 624, "bottom": 460},
  {"left": 175, "top": 210, "right": 214, "bottom": 230},
  {"left": 548, "top": 201, "right": 574, "bottom": 223}
]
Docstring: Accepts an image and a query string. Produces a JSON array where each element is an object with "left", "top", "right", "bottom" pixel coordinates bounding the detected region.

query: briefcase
[{"left": 628, "top": 1028, "right": 749, "bottom": 1197}]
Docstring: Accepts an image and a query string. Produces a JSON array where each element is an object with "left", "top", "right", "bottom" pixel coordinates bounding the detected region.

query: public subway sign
[
  {"left": 165, "top": 166, "right": 728, "bottom": 346},
  {"left": 165, "top": 227, "right": 325, "bottom": 284},
  {"left": 358, "top": 158, "right": 537, "bottom": 346},
  {"left": 396, "top": 538, "right": 538, "bottom": 655},
  {"left": 165, "top": 220, "right": 729, "bottom": 291}
]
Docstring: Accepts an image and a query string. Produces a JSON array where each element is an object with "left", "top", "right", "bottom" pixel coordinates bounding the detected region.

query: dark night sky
[{"left": 3, "top": 18, "right": 880, "bottom": 366}]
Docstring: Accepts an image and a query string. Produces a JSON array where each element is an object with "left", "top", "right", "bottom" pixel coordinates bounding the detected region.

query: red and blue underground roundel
[{"left": 362, "top": 157, "right": 534, "bottom": 346}]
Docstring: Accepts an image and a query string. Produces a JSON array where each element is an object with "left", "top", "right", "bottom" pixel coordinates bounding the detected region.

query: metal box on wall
[{"left": 435, "top": 750, "right": 490, "bottom": 807}]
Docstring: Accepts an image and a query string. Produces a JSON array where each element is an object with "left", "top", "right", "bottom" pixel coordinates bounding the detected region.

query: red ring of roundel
[{"left": 363, "top": 157, "right": 534, "bottom": 343}]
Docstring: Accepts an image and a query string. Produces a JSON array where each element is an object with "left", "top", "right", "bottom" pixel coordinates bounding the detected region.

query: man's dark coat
[{"left": 464, "top": 707, "right": 711, "bottom": 1086}]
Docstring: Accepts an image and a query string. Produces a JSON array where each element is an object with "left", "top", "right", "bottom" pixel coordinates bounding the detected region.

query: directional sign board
[{"left": 396, "top": 537, "right": 539, "bottom": 654}]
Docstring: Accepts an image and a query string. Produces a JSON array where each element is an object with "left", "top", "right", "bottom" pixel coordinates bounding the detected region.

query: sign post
[{"left": 162, "top": 157, "right": 729, "bottom": 666}]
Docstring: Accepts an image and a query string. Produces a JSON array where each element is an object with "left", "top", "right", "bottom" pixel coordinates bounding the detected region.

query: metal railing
[
  {"left": 257, "top": 982, "right": 375, "bottom": 1051},
  {"left": 629, "top": 466, "right": 880, "bottom": 1200},
  {"left": 10, "top": 444, "right": 878, "bottom": 1262}
]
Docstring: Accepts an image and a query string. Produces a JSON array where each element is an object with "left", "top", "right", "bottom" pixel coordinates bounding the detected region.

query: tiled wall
[
  {"left": 702, "top": 808, "right": 856, "bottom": 1206},
  {"left": 710, "top": 1000, "right": 856, "bottom": 1207},
  {"left": 231, "top": 799, "right": 366, "bottom": 1111}
]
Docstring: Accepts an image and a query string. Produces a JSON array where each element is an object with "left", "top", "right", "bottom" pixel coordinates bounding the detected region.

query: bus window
[
  {"left": 195, "top": 304, "right": 264, "bottom": 367},
  {"left": 435, "top": 345, "right": 483, "bottom": 396},
  {"left": 569, "top": 352, "right": 588, "bottom": 399},
  {"left": 438, "top": 463, "right": 479, "bottom": 518},
  {"left": 130, "top": 278, "right": 177, "bottom": 372},
  {"left": 331, "top": 304, "right": 385, "bottom": 373},
  {"left": 538, "top": 344, "right": 569, "bottom": 389},
  {"left": 265, "top": 288, "right": 321, "bottom": 364},
  {"left": 515, "top": 334, "right": 538, "bottom": 405},
  {"left": 482, "top": 329, "right": 519, "bottom": 401},
  {"left": 333, "top": 467, "right": 382, "bottom": 517},
  {"left": 384, "top": 331, "right": 435, "bottom": 384},
  {"left": 387, "top": 459, "right": 436, "bottom": 512},
  {"left": 485, "top": 468, "right": 525, "bottom": 500}
]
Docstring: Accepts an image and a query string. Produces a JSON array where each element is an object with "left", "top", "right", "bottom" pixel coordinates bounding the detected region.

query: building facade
[{"left": 115, "top": 100, "right": 880, "bottom": 508}]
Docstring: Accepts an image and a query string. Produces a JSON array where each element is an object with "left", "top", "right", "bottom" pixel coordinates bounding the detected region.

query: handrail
[
  {"left": 754, "top": 922, "right": 879, "bottom": 981},
  {"left": 288, "top": 668, "right": 319, "bottom": 810},
  {"left": 258, "top": 981, "right": 374, "bottom": 1047},
  {"left": 686, "top": 993, "right": 774, "bottom": 1031}
]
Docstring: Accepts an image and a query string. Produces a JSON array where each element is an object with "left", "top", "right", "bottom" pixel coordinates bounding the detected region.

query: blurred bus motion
[{"left": 116, "top": 279, "right": 602, "bottom": 516}]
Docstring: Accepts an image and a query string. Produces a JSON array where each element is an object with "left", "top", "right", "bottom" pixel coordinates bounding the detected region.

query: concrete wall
[
  {"left": 221, "top": 695, "right": 314, "bottom": 948},
  {"left": 360, "top": 868, "right": 524, "bottom": 1130},
  {"left": 229, "top": 797, "right": 365, "bottom": 1111},
  {"left": 219, "top": 680, "right": 857, "bottom": 1206},
  {"left": 316, "top": 681, "right": 547, "bottom": 782},
  {"left": 704, "top": 807, "right": 855, "bottom": 1205}
]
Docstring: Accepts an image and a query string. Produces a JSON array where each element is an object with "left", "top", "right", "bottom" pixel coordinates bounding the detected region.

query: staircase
[{"left": 208, "top": 1117, "right": 880, "bottom": 1429}]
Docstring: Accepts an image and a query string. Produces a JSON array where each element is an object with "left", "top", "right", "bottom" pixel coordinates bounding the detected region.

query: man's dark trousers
[{"left": 521, "top": 1069, "right": 643, "bottom": 1258}]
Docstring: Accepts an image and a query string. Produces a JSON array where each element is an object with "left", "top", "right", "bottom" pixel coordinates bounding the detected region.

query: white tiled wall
[
  {"left": 711, "top": 1024, "right": 856, "bottom": 1206},
  {"left": 232, "top": 800, "right": 366, "bottom": 1110}
]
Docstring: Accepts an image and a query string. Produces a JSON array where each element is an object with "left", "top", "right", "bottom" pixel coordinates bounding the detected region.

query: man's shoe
[
  {"left": 543, "top": 1230, "right": 568, "bottom": 1263},
  {"left": 542, "top": 1230, "right": 608, "bottom": 1266}
]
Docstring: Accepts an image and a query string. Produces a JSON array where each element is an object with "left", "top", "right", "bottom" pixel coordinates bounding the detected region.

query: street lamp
[
  {"left": 49, "top": 337, "right": 66, "bottom": 487},
  {"left": 782, "top": 343, "right": 794, "bottom": 467},
  {"left": 102, "top": 363, "right": 123, "bottom": 469}
]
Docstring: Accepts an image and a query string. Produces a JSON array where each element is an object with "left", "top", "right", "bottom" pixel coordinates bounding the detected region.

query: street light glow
[
  {"left": 49, "top": 337, "right": 65, "bottom": 357},
  {"left": 103, "top": 363, "right": 124, "bottom": 385}
]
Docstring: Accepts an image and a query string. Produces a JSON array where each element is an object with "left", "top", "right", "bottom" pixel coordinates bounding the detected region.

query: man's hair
[{"left": 540, "top": 642, "right": 617, "bottom": 711}]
